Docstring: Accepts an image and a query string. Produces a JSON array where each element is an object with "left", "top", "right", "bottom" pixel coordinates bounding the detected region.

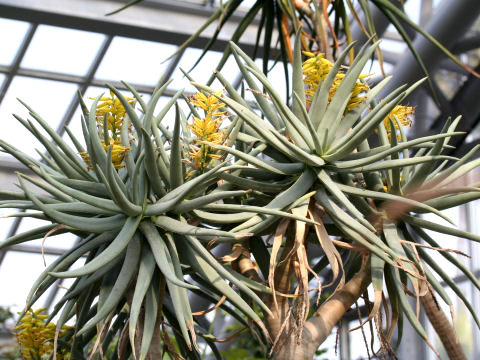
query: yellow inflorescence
[
  {"left": 14, "top": 308, "right": 73, "bottom": 360},
  {"left": 95, "top": 91, "right": 136, "bottom": 139},
  {"left": 383, "top": 104, "right": 415, "bottom": 141},
  {"left": 302, "top": 52, "right": 370, "bottom": 111},
  {"left": 80, "top": 91, "right": 134, "bottom": 169},
  {"left": 187, "top": 92, "right": 226, "bottom": 172}
]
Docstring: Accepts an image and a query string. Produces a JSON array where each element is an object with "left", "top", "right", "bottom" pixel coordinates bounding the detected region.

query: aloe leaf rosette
[
  {"left": 0, "top": 84, "right": 277, "bottom": 358},
  {"left": 191, "top": 36, "right": 480, "bottom": 356},
  {"left": 2, "top": 33, "right": 480, "bottom": 358}
]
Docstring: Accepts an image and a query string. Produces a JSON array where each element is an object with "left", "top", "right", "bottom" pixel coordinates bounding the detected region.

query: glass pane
[
  {"left": 0, "top": 251, "right": 57, "bottom": 313},
  {"left": 96, "top": 37, "right": 177, "bottom": 86},
  {"left": 0, "top": 19, "right": 30, "bottom": 66},
  {"left": 0, "top": 73, "right": 5, "bottom": 87},
  {"left": 465, "top": 121, "right": 480, "bottom": 143},
  {"left": 0, "top": 211, "right": 16, "bottom": 242},
  {"left": 404, "top": 1, "right": 421, "bottom": 24},
  {"left": 15, "top": 216, "right": 77, "bottom": 250},
  {"left": 380, "top": 37, "right": 407, "bottom": 54},
  {"left": 21, "top": 25, "right": 106, "bottom": 76},
  {"left": 169, "top": 48, "right": 240, "bottom": 92},
  {"left": 219, "top": 0, "right": 257, "bottom": 9},
  {"left": 61, "top": 85, "right": 106, "bottom": 150},
  {"left": 363, "top": 59, "right": 394, "bottom": 76},
  {"left": 318, "top": 332, "right": 337, "bottom": 359},
  {"left": 265, "top": 61, "right": 291, "bottom": 103},
  {"left": 156, "top": 96, "right": 193, "bottom": 130},
  {"left": 241, "top": 59, "right": 291, "bottom": 103},
  {"left": 0, "top": 76, "right": 78, "bottom": 158}
]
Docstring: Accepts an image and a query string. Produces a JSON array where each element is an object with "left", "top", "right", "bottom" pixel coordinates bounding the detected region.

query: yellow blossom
[
  {"left": 382, "top": 176, "right": 403, "bottom": 193},
  {"left": 302, "top": 52, "right": 370, "bottom": 111},
  {"left": 302, "top": 53, "right": 333, "bottom": 95},
  {"left": 14, "top": 308, "right": 73, "bottom": 360},
  {"left": 382, "top": 177, "right": 390, "bottom": 193},
  {"left": 94, "top": 91, "right": 136, "bottom": 139},
  {"left": 190, "top": 91, "right": 227, "bottom": 117},
  {"left": 81, "top": 91, "right": 134, "bottom": 170},
  {"left": 189, "top": 115, "right": 224, "bottom": 144},
  {"left": 80, "top": 139, "right": 130, "bottom": 170},
  {"left": 187, "top": 144, "right": 204, "bottom": 170},
  {"left": 383, "top": 104, "right": 415, "bottom": 141},
  {"left": 383, "top": 105, "right": 415, "bottom": 131},
  {"left": 103, "top": 139, "right": 130, "bottom": 169},
  {"left": 186, "top": 92, "right": 226, "bottom": 172}
]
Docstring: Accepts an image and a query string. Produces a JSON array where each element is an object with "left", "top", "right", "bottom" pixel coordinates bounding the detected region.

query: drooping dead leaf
[
  {"left": 269, "top": 218, "right": 291, "bottom": 312},
  {"left": 309, "top": 206, "right": 345, "bottom": 293},
  {"left": 349, "top": 290, "right": 382, "bottom": 332},
  {"left": 187, "top": 320, "right": 199, "bottom": 352},
  {"left": 292, "top": 204, "right": 311, "bottom": 327},
  {"left": 87, "top": 321, "right": 109, "bottom": 360},
  {"left": 161, "top": 324, "right": 185, "bottom": 360},
  {"left": 42, "top": 224, "right": 66, "bottom": 266},
  {"left": 215, "top": 244, "right": 249, "bottom": 263},
  {"left": 192, "top": 295, "right": 227, "bottom": 316}
]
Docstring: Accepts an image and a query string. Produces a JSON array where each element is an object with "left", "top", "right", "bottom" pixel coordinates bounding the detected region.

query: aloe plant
[
  {"left": 190, "top": 35, "right": 480, "bottom": 359},
  {"left": 0, "top": 85, "right": 280, "bottom": 357},
  {"left": 1, "top": 32, "right": 480, "bottom": 360}
]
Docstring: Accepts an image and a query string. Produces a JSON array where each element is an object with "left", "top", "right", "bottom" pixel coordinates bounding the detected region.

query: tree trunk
[
  {"left": 127, "top": 277, "right": 165, "bottom": 360},
  {"left": 422, "top": 290, "right": 467, "bottom": 360},
  {"left": 235, "top": 236, "right": 370, "bottom": 359},
  {"left": 270, "top": 269, "right": 371, "bottom": 360},
  {"left": 134, "top": 307, "right": 163, "bottom": 360}
]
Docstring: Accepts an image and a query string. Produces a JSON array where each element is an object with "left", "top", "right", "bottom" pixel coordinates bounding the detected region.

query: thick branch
[
  {"left": 273, "top": 268, "right": 371, "bottom": 360},
  {"left": 127, "top": 277, "right": 165, "bottom": 359},
  {"left": 422, "top": 290, "right": 466, "bottom": 360},
  {"left": 236, "top": 231, "right": 370, "bottom": 360},
  {"left": 309, "top": 269, "right": 371, "bottom": 345}
]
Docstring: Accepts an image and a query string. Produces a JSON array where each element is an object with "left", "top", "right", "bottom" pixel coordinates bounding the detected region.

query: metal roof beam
[
  {"left": 55, "top": 35, "right": 114, "bottom": 135},
  {"left": 0, "top": 0, "right": 267, "bottom": 57},
  {"left": 379, "top": 50, "right": 471, "bottom": 76},
  {"left": 108, "top": 0, "right": 255, "bottom": 23},
  {"left": 350, "top": 0, "right": 414, "bottom": 52},
  {"left": 379, "top": 0, "right": 480, "bottom": 102},
  {"left": 452, "top": 34, "right": 480, "bottom": 54},
  {"left": 439, "top": 64, "right": 480, "bottom": 157},
  {"left": 0, "top": 65, "right": 202, "bottom": 99},
  {"left": 0, "top": 23, "right": 37, "bottom": 106}
]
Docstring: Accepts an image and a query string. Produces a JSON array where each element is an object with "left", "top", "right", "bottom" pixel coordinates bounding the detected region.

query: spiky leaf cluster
[
  {"left": 0, "top": 82, "right": 287, "bottom": 358},
  {"left": 192, "top": 35, "right": 480, "bottom": 354},
  {"left": 1, "top": 34, "right": 480, "bottom": 358}
]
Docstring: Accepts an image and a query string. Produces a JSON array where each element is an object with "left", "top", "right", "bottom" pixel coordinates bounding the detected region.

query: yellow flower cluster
[
  {"left": 186, "top": 92, "right": 226, "bottom": 171},
  {"left": 383, "top": 104, "right": 415, "bottom": 141},
  {"left": 80, "top": 91, "right": 134, "bottom": 169},
  {"left": 302, "top": 52, "right": 370, "bottom": 111},
  {"left": 14, "top": 308, "right": 73, "bottom": 360},
  {"left": 95, "top": 91, "right": 136, "bottom": 140}
]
